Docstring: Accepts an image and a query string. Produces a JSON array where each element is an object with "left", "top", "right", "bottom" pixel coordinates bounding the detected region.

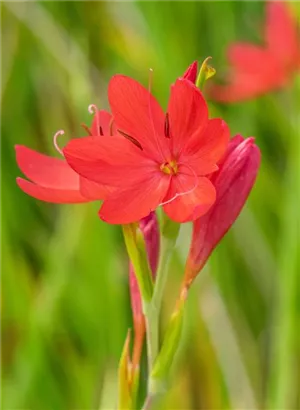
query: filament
[
  {"left": 148, "top": 68, "right": 153, "bottom": 93},
  {"left": 88, "top": 104, "right": 100, "bottom": 136},
  {"left": 53, "top": 130, "right": 65, "bottom": 156},
  {"left": 109, "top": 117, "right": 115, "bottom": 136},
  {"left": 159, "top": 164, "right": 198, "bottom": 206},
  {"left": 81, "top": 123, "right": 92, "bottom": 136}
]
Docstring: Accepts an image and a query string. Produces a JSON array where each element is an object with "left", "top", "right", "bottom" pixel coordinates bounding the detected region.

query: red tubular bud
[
  {"left": 184, "top": 135, "right": 261, "bottom": 286},
  {"left": 182, "top": 61, "right": 198, "bottom": 84}
]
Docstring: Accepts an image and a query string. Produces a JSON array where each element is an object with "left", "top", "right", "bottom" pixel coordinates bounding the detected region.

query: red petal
[
  {"left": 265, "top": 1, "right": 300, "bottom": 68},
  {"left": 64, "top": 135, "right": 154, "bottom": 187},
  {"left": 209, "top": 67, "right": 286, "bottom": 102},
  {"left": 228, "top": 44, "right": 276, "bottom": 73},
  {"left": 182, "top": 61, "right": 198, "bottom": 83},
  {"left": 181, "top": 118, "right": 230, "bottom": 175},
  {"left": 99, "top": 174, "right": 170, "bottom": 224},
  {"left": 15, "top": 145, "right": 80, "bottom": 189},
  {"left": 90, "top": 110, "right": 117, "bottom": 136},
  {"left": 108, "top": 75, "right": 168, "bottom": 161},
  {"left": 213, "top": 43, "right": 287, "bottom": 101},
  {"left": 80, "top": 177, "right": 113, "bottom": 200},
  {"left": 168, "top": 79, "right": 208, "bottom": 156},
  {"left": 163, "top": 175, "right": 216, "bottom": 223},
  {"left": 16, "top": 177, "right": 88, "bottom": 203}
]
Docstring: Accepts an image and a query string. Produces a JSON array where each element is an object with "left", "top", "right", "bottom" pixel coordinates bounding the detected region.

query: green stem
[
  {"left": 143, "top": 302, "right": 159, "bottom": 374},
  {"left": 141, "top": 390, "right": 164, "bottom": 410},
  {"left": 144, "top": 237, "right": 175, "bottom": 377},
  {"left": 141, "top": 394, "right": 153, "bottom": 410},
  {"left": 144, "top": 216, "right": 180, "bottom": 385},
  {"left": 152, "top": 237, "right": 176, "bottom": 313}
]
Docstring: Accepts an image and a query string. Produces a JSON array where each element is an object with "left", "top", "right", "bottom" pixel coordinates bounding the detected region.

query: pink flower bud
[
  {"left": 184, "top": 135, "right": 261, "bottom": 286},
  {"left": 182, "top": 61, "right": 198, "bottom": 83},
  {"left": 129, "top": 212, "right": 160, "bottom": 368}
]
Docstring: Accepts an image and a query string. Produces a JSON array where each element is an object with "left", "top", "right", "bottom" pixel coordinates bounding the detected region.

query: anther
[
  {"left": 118, "top": 129, "right": 143, "bottom": 151},
  {"left": 164, "top": 113, "right": 170, "bottom": 138},
  {"left": 53, "top": 130, "right": 65, "bottom": 156}
]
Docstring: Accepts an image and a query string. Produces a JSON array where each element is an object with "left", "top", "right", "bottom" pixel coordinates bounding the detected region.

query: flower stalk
[{"left": 143, "top": 214, "right": 180, "bottom": 403}]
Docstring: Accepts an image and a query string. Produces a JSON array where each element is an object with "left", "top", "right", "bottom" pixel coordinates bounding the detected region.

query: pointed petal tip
[
  {"left": 15, "top": 144, "right": 29, "bottom": 159},
  {"left": 108, "top": 74, "right": 132, "bottom": 90},
  {"left": 183, "top": 61, "right": 199, "bottom": 83},
  {"left": 16, "top": 176, "right": 23, "bottom": 185},
  {"left": 244, "top": 136, "right": 256, "bottom": 146},
  {"left": 239, "top": 136, "right": 258, "bottom": 152}
]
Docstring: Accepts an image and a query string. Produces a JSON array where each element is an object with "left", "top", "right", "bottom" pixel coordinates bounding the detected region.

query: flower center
[{"left": 160, "top": 159, "right": 178, "bottom": 175}]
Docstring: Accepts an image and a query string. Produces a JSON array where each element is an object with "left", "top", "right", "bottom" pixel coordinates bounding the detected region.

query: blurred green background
[{"left": 1, "top": 1, "right": 299, "bottom": 409}]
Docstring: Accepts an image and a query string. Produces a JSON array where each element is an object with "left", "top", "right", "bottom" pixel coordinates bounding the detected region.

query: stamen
[
  {"left": 99, "top": 126, "right": 104, "bottom": 136},
  {"left": 164, "top": 113, "right": 170, "bottom": 138},
  {"left": 81, "top": 123, "right": 92, "bottom": 136},
  {"left": 159, "top": 164, "right": 199, "bottom": 206},
  {"left": 88, "top": 104, "right": 100, "bottom": 136},
  {"left": 118, "top": 129, "right": 143, "bottom": 151},
  {"left": 53, "top": 130, "right": 65, "bottom": 156}
]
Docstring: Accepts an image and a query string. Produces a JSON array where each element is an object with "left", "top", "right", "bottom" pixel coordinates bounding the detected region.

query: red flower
[
  {"left": 64, "top": 75, "right": 229, "bottom": 224},
  {"left": 16, "top": 110, "right": 114, "bottom": 203},
  {"left": 209, "top": 1, "right": 300, "bottom": 102},
  {"left": 183, "top": 135, "right": 261, "bottom": 287}
]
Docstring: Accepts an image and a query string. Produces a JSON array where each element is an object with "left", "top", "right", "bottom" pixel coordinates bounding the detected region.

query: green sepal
[
  {"left": 118, "top": 330, "right": 132, "bottom": 410},
  {"left": 130, "top": 365, "right": 140, "bottom": 409},
  {"left": 196, "top": 56, "right": 216, "bottom": 90},
  {"left": 122, "top": 223, "right": 154, "bottom": 303}
]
